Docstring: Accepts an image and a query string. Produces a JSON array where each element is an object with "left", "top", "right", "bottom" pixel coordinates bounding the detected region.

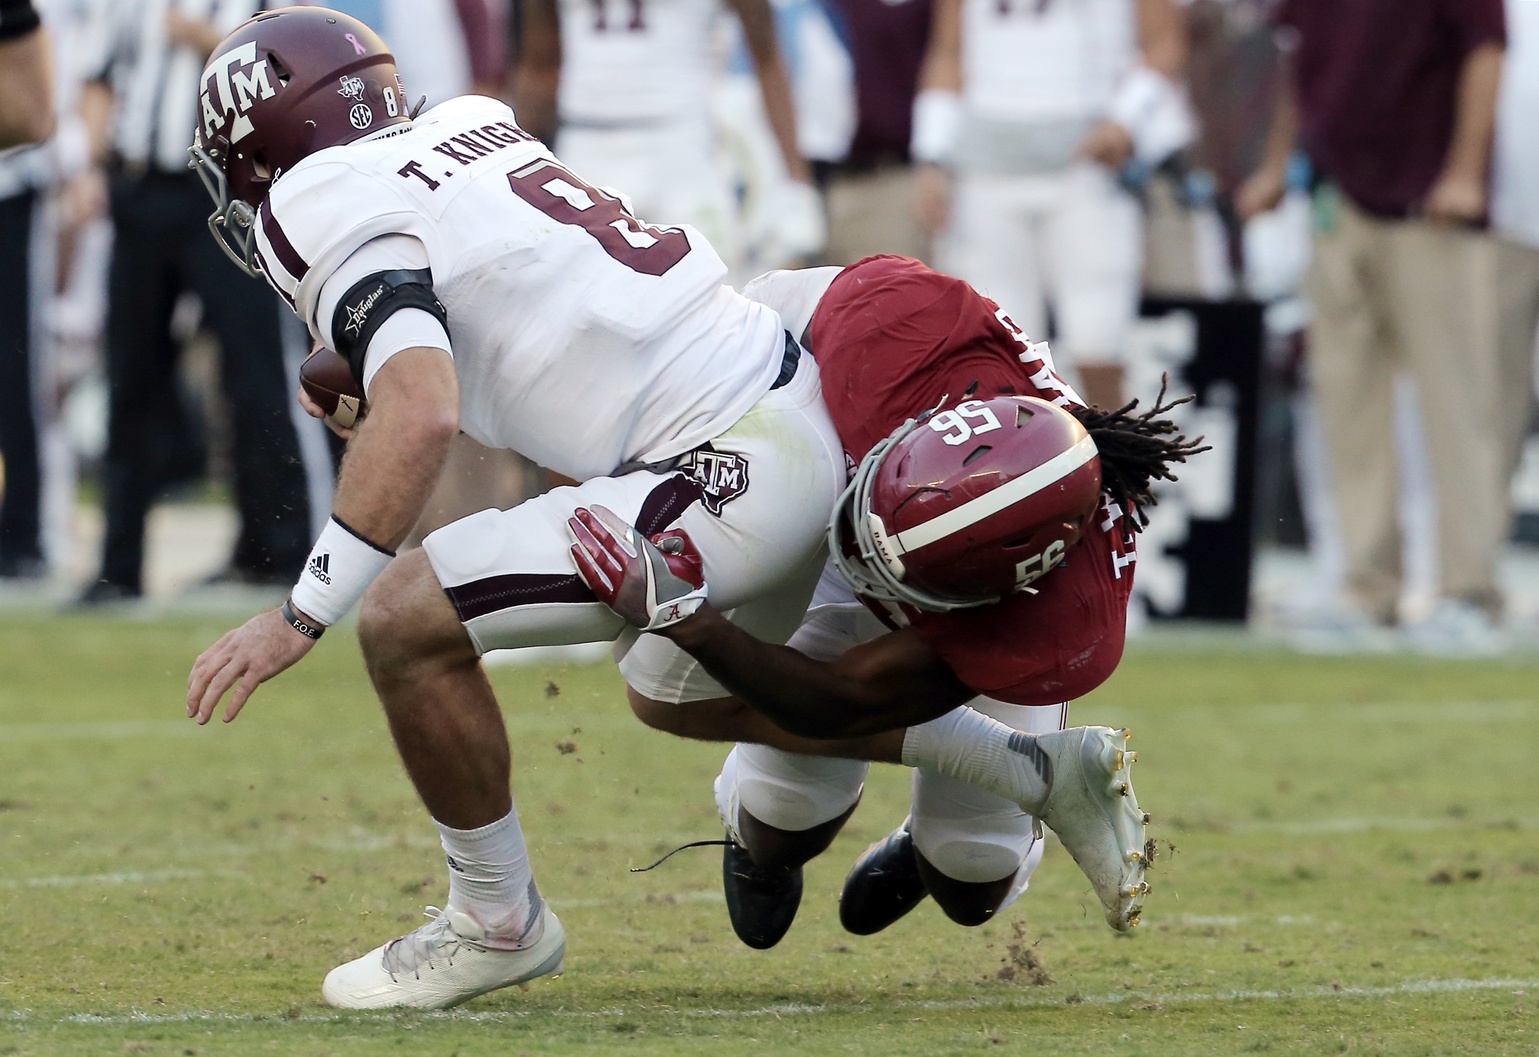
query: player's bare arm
[
  {"left": 728, "top": 0, "right": 813, "bottom": 185},
  {"left": 510, "top": 0, "right": 561, "bottom": 144},
  {"left": 186, "top": 347, "right": 459, "bottom": 725},
  {"left": 1425, "top": 40, "right": 1503, "bottom": 225},
  {"left": 568, "top": 505, "right": 973, "bottom": 738},
  {"left": 1136, "top": 0, "right": 1186, "bottom": 81},
  {"left": 911, "top": 0, "right": 962, "bottom": 233},
  {"left": 1080, "top": 0, "right": 1188, "bottom": 170},
  {"left": 0, "top": 22, "right": 54, "bottom": 150},
  {"left": 662, "top": 609, "right": 970, "bottom": 738},
  {"left": 1236, "top": 56, "right": 1298, "bottom": 220}
]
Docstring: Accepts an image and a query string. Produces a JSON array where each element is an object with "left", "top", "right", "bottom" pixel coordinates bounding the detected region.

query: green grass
[{"left": 2, "top": 614, "right": 1537, "bottom": 1055}]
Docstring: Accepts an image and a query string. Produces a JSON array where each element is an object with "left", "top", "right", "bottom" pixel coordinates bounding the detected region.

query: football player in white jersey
[
  {"left": 512, "top": 0, "right": 822, "bottom": 274},
  {"left": 183, "top": 7, "right": 845, "bottom": 1010},
  {"left": 912, "top": 0, "right": 1191, "bottom": 409}
]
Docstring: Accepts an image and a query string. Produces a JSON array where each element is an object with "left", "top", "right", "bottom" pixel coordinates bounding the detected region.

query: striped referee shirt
[{"left": 88, "top": 0, "right": 260, "bottom": 174}]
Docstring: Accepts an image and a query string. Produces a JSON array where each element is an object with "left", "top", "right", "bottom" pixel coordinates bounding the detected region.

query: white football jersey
[
  {"left": 254, "top": 95, "right": 786, "bottom": 481},
  {"left": 961, "top": 0, "right": 1137, "bottom": 122},
  {"left": 557, "top": 0, "right": 723, "bottom": 124}
]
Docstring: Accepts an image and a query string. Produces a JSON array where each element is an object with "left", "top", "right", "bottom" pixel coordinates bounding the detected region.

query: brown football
[{"left": 300, "top": 346, "right": 365, "bottom": 428}]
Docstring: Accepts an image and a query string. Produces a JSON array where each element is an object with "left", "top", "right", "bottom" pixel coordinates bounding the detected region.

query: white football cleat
[
  {"left": 1034, "top": 726, "right": 1150, "bottom": 932},
  {"left": 321, "top": 903, "right": 565, "bottom": 1010}
]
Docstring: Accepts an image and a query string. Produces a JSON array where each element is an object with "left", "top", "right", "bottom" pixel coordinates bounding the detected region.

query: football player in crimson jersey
[
  {"left": 178, "top": 9, "right": 1174, "bottom": 1011},
  {"left": 570, "top": 254, "right": 1205, "bottom": 946}
]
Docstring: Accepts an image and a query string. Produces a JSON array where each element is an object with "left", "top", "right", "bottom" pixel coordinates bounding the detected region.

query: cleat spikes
[{"left": 1031, "top": 726, "right": 1152, "bottom": 933}]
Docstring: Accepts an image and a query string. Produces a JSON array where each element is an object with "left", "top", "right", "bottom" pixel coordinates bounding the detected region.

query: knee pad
[
  {"left": 909, "top": 765, "right": 1041, "bottom": 886},
  {"left": 914, "top": 835, "right": 1026, "bottom": 887},
  {"left": 715, "top": 743, "right": 867, "bottom": 836},
  {"left": 920, "top": 832, "right": 1046, "bottom": 923}
]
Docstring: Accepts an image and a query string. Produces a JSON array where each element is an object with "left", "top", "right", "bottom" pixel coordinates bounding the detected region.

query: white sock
[
  {"left": 435, "top": 806, "right": 541, "bottom": 949},
  {"left": 901, "top": 707, "right": 1052, "bottom": 813}
]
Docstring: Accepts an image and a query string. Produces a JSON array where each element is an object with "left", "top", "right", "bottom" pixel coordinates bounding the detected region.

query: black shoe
[
  {"left": 73, "top": 580, "right": 143, "bottom": 608},
  {"left": 722, "top": 837, "right": 803, "bottom": 949},
  {"left": 0, "top": 552, "right": 45, "bottom": 581},
  {"left": 839, "top": 824, "right": 928, "bottom": 935}
]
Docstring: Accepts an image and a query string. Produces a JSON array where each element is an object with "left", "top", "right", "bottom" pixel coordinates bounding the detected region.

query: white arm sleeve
[{"left": 313, "top": 233, "right": 452, "bottom": 395}]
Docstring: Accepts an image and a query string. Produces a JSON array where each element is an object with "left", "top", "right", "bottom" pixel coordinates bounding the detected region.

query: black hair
[{"left": 1069, "top": 379, "right": 1211, "bottom": 531}]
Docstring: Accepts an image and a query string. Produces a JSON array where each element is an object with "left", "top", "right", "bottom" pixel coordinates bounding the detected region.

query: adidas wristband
[{"left": 289, "top": 516, "right": 395, "bottom": 628}]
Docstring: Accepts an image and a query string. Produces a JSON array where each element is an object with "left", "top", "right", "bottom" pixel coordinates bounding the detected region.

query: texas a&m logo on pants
[{"left": 685, "top": 450, "right": 750, "bottom": 516}]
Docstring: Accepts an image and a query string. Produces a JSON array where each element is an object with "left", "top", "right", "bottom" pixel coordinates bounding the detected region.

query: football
[{"left": 300, "top": 346, "right": 365, "bottom": 429}]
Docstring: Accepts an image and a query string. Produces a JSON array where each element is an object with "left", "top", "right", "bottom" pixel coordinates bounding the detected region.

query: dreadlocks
[{"left": 1069, "top": 379, "right": 1210, "bottom": 531}]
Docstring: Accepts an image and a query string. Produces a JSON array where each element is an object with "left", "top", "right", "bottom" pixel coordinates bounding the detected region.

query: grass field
[{"left": 2, "top": 612, "right": 1537, "bottom": 1056}]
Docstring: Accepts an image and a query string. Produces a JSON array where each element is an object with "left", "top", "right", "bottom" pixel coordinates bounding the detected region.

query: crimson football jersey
[{"left": 809, "top": 255, "right": 1136, "bottom": 704}]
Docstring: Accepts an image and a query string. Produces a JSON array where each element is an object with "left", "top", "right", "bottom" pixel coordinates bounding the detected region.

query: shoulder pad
[{"left": 259, "top": 158, "right": 420, "bottom": 327}]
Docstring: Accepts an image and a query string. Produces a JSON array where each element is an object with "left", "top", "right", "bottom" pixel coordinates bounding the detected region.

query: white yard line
[
  {"left": 4, "top": 976, "right": 1529, "bottom": 1026},
  {"left": 2, "top": 698, "right": 1534, "bottom": 745},
  {"left": 0, "top": 868, "right": 215, "bottom": 889},
  {"left": 0, "top": 864, "right": 725, "bottom": 908}
]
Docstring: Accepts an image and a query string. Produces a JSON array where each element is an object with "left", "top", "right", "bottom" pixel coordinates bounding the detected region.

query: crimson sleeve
[{"left": 1436, "top": 0, "right": 1506, "bottom": 53}]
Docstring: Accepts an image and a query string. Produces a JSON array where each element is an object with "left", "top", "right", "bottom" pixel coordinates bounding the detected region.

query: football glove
[{"left": 567, "top": 505, "right": 707, "bottom": 632}]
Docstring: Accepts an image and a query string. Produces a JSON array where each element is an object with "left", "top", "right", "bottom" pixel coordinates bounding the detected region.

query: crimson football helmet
[
  {"left": 830, "top": 396, "right": 1103, "bottom": 611},
  {"left": 189, "top": 6, "right": 411, "bottom": 276}
]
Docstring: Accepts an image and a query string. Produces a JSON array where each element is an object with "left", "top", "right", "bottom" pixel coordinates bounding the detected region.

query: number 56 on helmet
[{"left": 831, "top": 395, "right": 1103, "bottom": 612}]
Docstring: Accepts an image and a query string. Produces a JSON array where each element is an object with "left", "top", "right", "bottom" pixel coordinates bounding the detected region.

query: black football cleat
[
  {"left": 838, "top": 824, "right": 929, "bottom": 935},
  {"left": 722, "top": 837, "right": 803, "bottom": 949}
]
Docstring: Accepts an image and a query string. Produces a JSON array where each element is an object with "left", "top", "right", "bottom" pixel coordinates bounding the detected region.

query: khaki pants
[
  {"left": 822, "top": 165, "right": 931, "bottom": 268},
  {"left": 1306, "top": 197, "right": 1505, "bottom": 622},
  {"left": 1494, "top": 238, "right": 1539, "bottom": 485}
]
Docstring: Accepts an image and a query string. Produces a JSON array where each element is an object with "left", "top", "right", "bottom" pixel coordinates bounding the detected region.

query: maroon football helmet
[
  {"left": 189, "top": 6, "right": 410, "bottom": 275},
  {"left": 830, "top": 396, "right": 1103, "bottom": 611}
]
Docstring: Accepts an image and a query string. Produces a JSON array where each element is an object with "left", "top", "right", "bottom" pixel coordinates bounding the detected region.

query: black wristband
[
  {"left": 0, "top": 0, "right": 42, "bottom": 41},
  {"left": 282, "top": 598, "right": 325, "bottom": 640}
]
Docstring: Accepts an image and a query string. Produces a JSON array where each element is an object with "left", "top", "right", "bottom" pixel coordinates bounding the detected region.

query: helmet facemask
[
  {"left": 190, "top": 131, "right": 263, "bottom": 277},
  {"left": 187, "top": 7, "right": 412, "bottom": 280},
  {"left": 828, "top": 415, "right": 976, "bottom": 612},
  {"left": 828, "top": 397, "right": 1103, "bottom": 613}
]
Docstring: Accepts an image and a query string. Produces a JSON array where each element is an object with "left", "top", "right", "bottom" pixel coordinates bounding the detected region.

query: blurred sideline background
[{"left": 1, "top": 0, "right": 1538, "bottom": 655}]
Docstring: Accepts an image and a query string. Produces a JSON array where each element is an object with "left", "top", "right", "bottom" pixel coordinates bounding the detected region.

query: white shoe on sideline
[
  {"left": 322, "top": 903, "right": 565, "bottom": 1010},
  {"left": 1402, "top": 599, "right": 1506, "bottom": 658},
  {"left": 1033, "top": 726, "right": 1150, "bottom": 932},
  {"left": 1285, "top": 604, "right": 1397, "bottom": 655}
]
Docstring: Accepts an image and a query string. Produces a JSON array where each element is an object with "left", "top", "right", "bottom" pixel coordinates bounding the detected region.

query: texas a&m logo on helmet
[
  {"left": 189, "top": 7, "right": 409, "bottom": 275},
  {"left": 198, "top": 40, "right": 277, "bottom": 149}
]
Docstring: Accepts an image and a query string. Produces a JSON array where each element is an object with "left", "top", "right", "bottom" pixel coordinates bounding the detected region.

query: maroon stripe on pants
[
  {"left": 635, "top": 473, "right": 704, "bottom": 535},
  {"left": 445, "top": 572, "right": 595, "bottom": 623},
  {"left": 443, "top": 473, "right": 706, "bottom": 623}
]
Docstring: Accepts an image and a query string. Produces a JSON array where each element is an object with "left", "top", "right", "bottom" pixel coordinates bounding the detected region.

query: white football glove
[{"left": 749, "top": 179, "right": 827, "bottom": 268}]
